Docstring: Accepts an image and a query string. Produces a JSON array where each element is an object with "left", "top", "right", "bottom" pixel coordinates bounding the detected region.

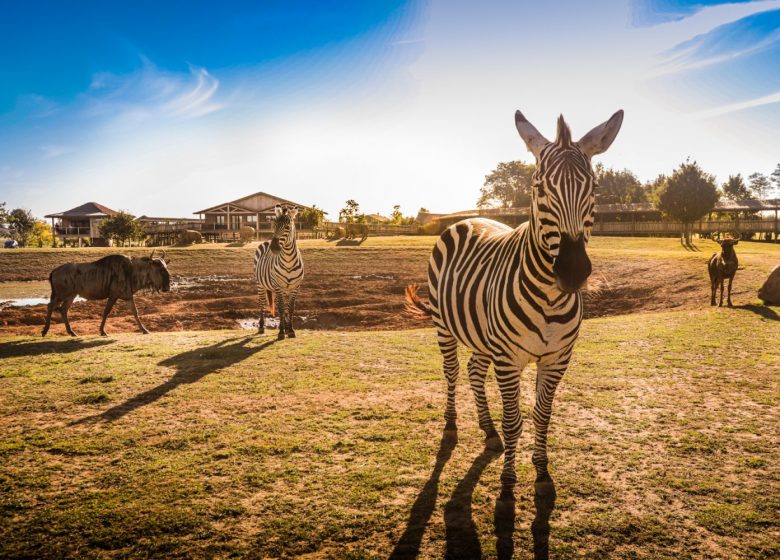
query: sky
[{"left": 1, "top": 0, "right": 779, "bottom": 221}]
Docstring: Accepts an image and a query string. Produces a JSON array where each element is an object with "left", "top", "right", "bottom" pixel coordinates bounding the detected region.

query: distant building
[
  {"left": 364, "top": 213, "right": 390, "bottom": 224},
  {"left": 45, "top": 202, "right": 119, "bottom": 246},
  {"left": 194, "top": 191, "right": 311, "bottom": 232}
]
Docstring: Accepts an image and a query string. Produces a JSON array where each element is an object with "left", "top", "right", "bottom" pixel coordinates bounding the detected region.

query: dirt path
[{"left": 0, "top": 245, "right": 770, "bottom": 337}]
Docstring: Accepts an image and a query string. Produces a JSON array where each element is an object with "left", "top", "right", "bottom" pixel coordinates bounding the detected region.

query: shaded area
[
  {"left": 494, "top": 499, "right": 516, "bottom": 560},
  {"left": 389, "top": 433, "right": 457, "bottom": 559},
  {"left": 735, "top": 303, "right": 780, "bottom": 321},
  {"left": 531, "top": 479, "right": 557, "bottom": 560},
  {"left": 0, "top": 338, "right": 114, "bottom": 359},
  {"left": 443, "top": 448, "right": 502, "bottom": 559},
  {"left": 71, "top": 336, "right": 275, "bottom": 425}
]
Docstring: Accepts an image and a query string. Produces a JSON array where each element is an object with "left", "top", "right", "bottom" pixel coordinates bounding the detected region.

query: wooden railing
[{"left": 593, "top": 218, "right": 779, "bottom": 236}]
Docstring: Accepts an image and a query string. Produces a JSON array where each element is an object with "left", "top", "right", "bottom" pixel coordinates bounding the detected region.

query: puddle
[
  {"left": 238, "top": 317, "right": 280, "bottom": 330},
  {"left": 172, "top": 276, "right": 247, "bottom": 290},
  {"left": 349, "top": 274, "right": 395, "bottom": 280},
  {"left": 0, "top": 296, "right": 85, "bottom": 308}
]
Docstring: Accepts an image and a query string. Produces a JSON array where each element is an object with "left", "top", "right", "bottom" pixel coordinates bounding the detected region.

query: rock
[
  {"left": 758, "top": 264, "right": 780, "bottom": 305},
  {"left": 239, "top": 226, "right": 255, "bottom": 243},
  {"left": 178, "top": 230, "right": 202, "bottom": 245}
]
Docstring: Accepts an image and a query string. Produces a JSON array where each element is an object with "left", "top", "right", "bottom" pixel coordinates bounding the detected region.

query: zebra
[
  {"left": 405, "top": 109, "right": 624, "bottom": 501},
  {"left": 254, "top": 205, "right": 304, "bottom": 339}
]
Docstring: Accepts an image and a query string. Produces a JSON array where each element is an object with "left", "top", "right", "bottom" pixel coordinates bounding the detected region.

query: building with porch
[
  {"left": 194, "top": 192, "right": 311, "bottom": 237},
  {"left": 45, "top": 202, "right": 119, "bottom": 246}
]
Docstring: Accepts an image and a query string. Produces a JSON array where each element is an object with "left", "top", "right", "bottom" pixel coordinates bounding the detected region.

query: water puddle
[
  {"left": 238, "top": 317, "right": 280, "bottom": 330},
  {"left": 0, "top": 296, "right": 85, "bottom": 308}
]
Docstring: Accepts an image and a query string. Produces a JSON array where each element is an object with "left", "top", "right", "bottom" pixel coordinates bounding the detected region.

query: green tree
[
  {"left": 299, "top": 205, "right": 327, "bottom": 228},
  {"left": 722, "top": 174, "right": 753, "bottom": 201},
  {"left": 748, "top": 172, "right": 771, "bottom": 199},
  {"left": 390, "top": 205, "right": 404, "bottom": 225},
  {"left": 594, "top": 164, "right": 647, "bottom": 204},
  {"left": 8, "top": 208, "right": 36, "bottom": 246},
  {"left": 770, "top": 163, "right": 780, "bottom": 198},
  {"left": 0, "top": 202, "right": 8, "bottom": 225},
  {"left": 339, "top": 199, "right": 361, "bottom": 223},
  {"left": 98, "top": 211, "right": 145, "bottom": 246},
  {"left": 477, "top": 160, "right": 535, "bottom": 208},
  {"left": 654, "top": 160, "right": 719, "bottom": 245}
]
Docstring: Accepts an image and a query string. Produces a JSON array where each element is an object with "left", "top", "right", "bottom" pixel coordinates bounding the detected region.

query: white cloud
[
  {"left": 40, "top": 145, "right": 75, "bottom": 159},
  {"left": 695, "top": 89, "right": 780, "bottom": 119}
]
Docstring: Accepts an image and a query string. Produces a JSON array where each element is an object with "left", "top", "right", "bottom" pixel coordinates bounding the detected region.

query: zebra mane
[{"left": 556, "top": 115, "right": 573, "bottom": 148}]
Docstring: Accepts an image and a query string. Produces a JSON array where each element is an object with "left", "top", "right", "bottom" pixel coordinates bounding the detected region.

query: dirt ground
[{"left": 0, "top": 239, "right": 773, "bottom": 337}]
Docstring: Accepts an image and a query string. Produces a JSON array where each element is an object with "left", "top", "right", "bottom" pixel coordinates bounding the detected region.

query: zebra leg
[
  {"left": 727, "top": 276, "right": 734, "bottom": 307},
  {"left": 495, "top": 358, "right": 526, "bottom": 502},
  {"left": 286, "top": 292, "right": 297, "bottom": 338},
  {"left": 437, "top": 330, "right": 460, "bottom": 437},
  {"left": 257, "top": 287, "right": 266, "bottom": 334},
  {"left": 468, "top": 353, "right": 502, "bottom": 451},
  {"left": 532, "top": 363, "right": 566, "bottom": 484},
  {"left": 275, "top": 290, "right": 286, "bottom": 340}
]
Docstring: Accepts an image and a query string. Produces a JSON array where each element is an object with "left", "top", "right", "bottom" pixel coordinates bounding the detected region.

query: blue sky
[{"left": 1, "top": 0, "right": 779, "bottom": 220}]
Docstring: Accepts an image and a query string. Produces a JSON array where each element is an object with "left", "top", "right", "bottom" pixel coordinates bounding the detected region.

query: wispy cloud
[
  {"left": 83, "top": 58, "right": 223, "bottom": 126},
  {"left": 696, "top": 89, "right": 780, "bottom": 118},
  {"left": 40, "top": 145, "right": 75, "bottom": 159}
]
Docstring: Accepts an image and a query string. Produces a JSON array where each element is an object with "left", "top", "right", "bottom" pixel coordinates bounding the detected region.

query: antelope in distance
[{"left": 708, "top": 233, "right": 740, "bottom": 307}]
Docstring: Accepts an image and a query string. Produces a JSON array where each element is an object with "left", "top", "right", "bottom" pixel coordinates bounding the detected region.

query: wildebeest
[
  {"left": 41, "top": 251, "right": 171, "bottom": 337},
  {"left": 345, "top": 223, "right": 368, "bottom": 242},
  {"left": 708, "top": 234, "right": 739, "bottom": 307}
]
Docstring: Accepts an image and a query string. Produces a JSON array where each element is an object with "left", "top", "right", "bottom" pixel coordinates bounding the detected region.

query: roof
[
  {"left": 365, "top": 213, "right": 390, "bottom": 222},
  {"left": 194, "top": 191, "right": 312, "bottom": 214},
  {"left": 45, "top": 202, "right": 119, "bottom": 219}
]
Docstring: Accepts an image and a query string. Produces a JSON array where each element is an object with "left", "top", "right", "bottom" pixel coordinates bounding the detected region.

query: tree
[
  {"left": 748, "top": 172, "right": 771, "bottom": 199},
  {"left": 390, "top": 205, "right": 404, "bottom": 225},
  {"left": 98, "top": 211, "right": 145, "bottom": 246},
  {"left": 477, "top": 160, "right": 535, "bottom": 208},
  {"left": 29, "top": 221, "right": 53, "bottom": 248},
  {"left": 338, "top": 199, "right": 361, "bottom": 223},
  {"left": 0, "top": 202, "right": 8, "bottom": 225},
  {"left": 418, "top": 207, "right": 429, "bottom": 214},
  {"left": 8, "top": 208, "right": 35, "bottom": 246},
  {"left": 654, "top": 160, "right": 719, "bottom": 245},
  {"left": 769, "top": 163, "right": 780, "bottom": 198},
  {"left": 299, "top": 205, "right": 327, "bottom": 228},
  {"left": 594, "top": 164, "right": 647, "bottom": 204},
  {"left": 722, "top": 174, "right": 753, "bottom": 201}
]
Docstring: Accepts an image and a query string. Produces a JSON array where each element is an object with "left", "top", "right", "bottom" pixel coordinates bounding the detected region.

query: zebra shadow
[
  {"left": 390, "top": 434, "right": 557, "bottom": 560},
  {"left": 70, "top": 336, "right": 276, "bottom": 425}
]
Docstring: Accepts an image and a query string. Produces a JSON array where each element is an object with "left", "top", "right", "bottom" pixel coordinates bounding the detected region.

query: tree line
[{"left": 477, "top": 160, "right": 780, "bottom": 244}]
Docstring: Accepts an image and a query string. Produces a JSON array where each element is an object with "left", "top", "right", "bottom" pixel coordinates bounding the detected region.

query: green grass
[{"left": 0, "top": 308, "right": 778, "bottom": 558}]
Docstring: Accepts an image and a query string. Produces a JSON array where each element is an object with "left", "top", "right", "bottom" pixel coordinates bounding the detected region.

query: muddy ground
[{"left": 1, "top": 241, "right": 770, "bottom": 337}]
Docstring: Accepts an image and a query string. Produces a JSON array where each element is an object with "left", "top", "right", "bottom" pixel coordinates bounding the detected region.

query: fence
[{"left": 592, "top": 218, "right": 779, "bottom": 237}]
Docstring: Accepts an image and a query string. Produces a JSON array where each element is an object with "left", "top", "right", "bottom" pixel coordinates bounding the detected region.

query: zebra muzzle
[{"left": 552, "top": 233, "right": 591, "bottom": 293}]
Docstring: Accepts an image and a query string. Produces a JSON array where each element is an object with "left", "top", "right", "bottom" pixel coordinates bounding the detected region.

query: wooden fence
[{"left": 592, "top": 218, "right": 779, "bottom": 237}]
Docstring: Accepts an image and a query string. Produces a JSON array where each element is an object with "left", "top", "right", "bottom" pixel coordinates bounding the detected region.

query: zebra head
[
  {"left": 270, "top": 205, "right": 299, "bottom": 253},
  {"left": 515, "top": 109, "right": 624, "bottom": 293}
]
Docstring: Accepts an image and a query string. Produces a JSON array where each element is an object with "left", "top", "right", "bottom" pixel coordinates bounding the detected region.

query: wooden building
[
  {"left": 194, "top": 192, "right": 311, "bottom": 237},
  {"left": 45, "top": 202, "right": 118, "bottom": 246}
]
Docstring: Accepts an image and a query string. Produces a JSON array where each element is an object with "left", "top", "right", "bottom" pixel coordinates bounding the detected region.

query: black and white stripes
[
  {"left": 406, "top": 109, "right": 624, "bottom": 501},
  {"left": 254, "top": 205, "right": 304, "bottom": 340}
]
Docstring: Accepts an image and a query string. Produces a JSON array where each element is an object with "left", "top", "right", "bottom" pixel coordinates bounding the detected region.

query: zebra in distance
[
  {"left": 405, "top": 109, "right": 624, "bottom": 501},
  {"left": 254, "top": 205, "right": 304, "bottom": 340}
]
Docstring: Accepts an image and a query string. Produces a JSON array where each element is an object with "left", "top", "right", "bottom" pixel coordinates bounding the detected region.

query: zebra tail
[
  {"left": 267, "top": 289, "right": 275, "bottom": 316},
  {"left": 404, "top": 284, "right": 432, "bottom": 320}
]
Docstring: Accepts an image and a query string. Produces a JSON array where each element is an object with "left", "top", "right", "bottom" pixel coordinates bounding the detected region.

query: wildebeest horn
[
  {"left": 150, "top": 249, "right": 156, "bottom": 259},
  {"left": 160, "top": 250, "right": 166, "bottom": 260}
]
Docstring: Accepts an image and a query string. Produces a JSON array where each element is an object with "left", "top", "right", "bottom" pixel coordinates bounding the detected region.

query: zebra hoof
[
  {"left": 287, "top": 331, "right": 296, "bottom": 338},
  {"left": 277, "top": 332, "right": 286, "bottom": 341},
  {"left": 257, "top": 328, "right": 264, "bottom": 335},
  {"left": 485, "top": 435, "right": 504, "bottom": 452}
]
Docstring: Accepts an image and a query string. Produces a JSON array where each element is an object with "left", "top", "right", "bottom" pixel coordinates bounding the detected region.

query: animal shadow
[
  {"left": 336, "top": 238, "right": 365, "bottom": 246},
  {"left": 530, "top": 479, "right": 557, "bottom": 560},
  {"left": 0, "top": 338, "right": 114, "bottom": 359},
  {"left": 70, "top": 336, "right": 275, "bottom": 425},
  {"left": 734, "top": 303, "right": 780, "bottom": 321},
  {"left": 389, "top": 432, "right": 457, "bottom": 559},
  {"left": 680, "top": 238, "right": 700, "bottom": 251}
]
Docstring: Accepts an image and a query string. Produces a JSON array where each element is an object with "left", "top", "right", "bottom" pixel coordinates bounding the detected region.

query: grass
[{"left": 0, "top": 307, "right": 778, "bottom": 558}]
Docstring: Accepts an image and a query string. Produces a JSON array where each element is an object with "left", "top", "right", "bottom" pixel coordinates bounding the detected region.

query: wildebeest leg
[
  {"left": 718, "top": 279, "right": 725, "bottom": 307},
  {"left": 60, "top": 296, "right": 77, "bottom": 337},
  {"left": 100, "top": 297, "right": 117, "bottom": 336},
  {"left": 275, "top": 290, "right": 286, "bottom": 340},
  {"left": 727, "top": 276, "right": 734, "bottom": 307},
  {"left": 286, "top": 292, "right": 297, "bottom": 338},
  {"left": 128, "top": 296, "right": 150, "bottom": 334},
  {"left": 495, "top": 356, "right": 527, "bottom": 502},
  {"left": 468, "top": 353, "right": 501, "bottom": 450},
  {"left": 710, "top": 278, "right": 717, "bottom": 306},
  {"left": 41, "top": 296, "right": 60, "bottom": 337}
]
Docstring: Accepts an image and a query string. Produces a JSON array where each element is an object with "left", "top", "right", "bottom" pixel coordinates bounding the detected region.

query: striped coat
[
  {"left": 406, "top": 109, "right": 624, "bottom": 501},
  {"left": 254, "top": 205, "right": 304, "bottom": 339}
]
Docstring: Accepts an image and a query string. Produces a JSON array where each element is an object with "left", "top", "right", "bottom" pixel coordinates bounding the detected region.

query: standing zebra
[
  {"left": 405, "top": 109, "right": 624, "bottom": 501},
  {"left": 254, "top": 205, "right": 304, "bottom": 339}
]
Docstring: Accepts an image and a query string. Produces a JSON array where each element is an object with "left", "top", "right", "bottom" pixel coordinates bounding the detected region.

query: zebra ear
[
  {"left": 515, "top": 110, "right": 549, "bottom": 160},
  {"left": 288, "top": 207, "right": 299, "bottom": 219},
  {"left": 578, "top": 110, "right": 624, "bottom": 158},
  {"left": 274, "top": 205, "right": 283, "bottom": 217}
]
